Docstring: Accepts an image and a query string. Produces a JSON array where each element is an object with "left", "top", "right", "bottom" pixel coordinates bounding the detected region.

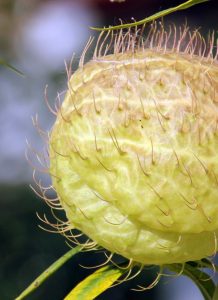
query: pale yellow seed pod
[{"left": 49, "top": 24, "right": 218, "bottom": 266}]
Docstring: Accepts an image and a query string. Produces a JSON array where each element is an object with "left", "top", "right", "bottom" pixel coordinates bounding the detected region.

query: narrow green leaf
[
  {"left": 0, "top": 59, "right": 24, "bottom": 76},
  {"left": 90, "top": 0, "right": 210, "bottom": 31},
  {"left": 168, "top": 262, "right": 215, "bottom": 300},
  {"left": 213, "top": 285, "right": 218, "bottom": 300},
  {"left": 64, "top": 265, "right": 124, "bottom": 300},
  {"left": 15, "top": 246, "right": 82, "bottom": 300}
]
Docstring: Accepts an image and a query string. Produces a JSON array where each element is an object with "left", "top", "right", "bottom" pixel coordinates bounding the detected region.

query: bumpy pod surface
[{"left": 50, "top": 26, "right": 218, "bottom": 265}]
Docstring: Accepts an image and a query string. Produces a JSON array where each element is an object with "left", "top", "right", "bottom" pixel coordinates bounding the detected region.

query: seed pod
[{"left": 48, "top": 24, "right": 218, "bottom": 266}]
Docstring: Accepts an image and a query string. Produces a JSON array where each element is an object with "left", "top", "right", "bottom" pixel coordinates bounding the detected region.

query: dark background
[{"left": 0, "top": 0, "right": 217, "bottom": 299}]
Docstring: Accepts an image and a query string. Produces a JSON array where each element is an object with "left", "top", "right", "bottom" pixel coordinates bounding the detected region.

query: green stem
[
  {"left": 90, "top": 0, "right": 210, "bottom": 31},
  {"left": 197, "top": 259, "right": 218, "bottom": 273},
  {"left": 16, "top": 246, "right": 81, "bottom": 300},
  {"left": 0, "top": 59, "right": 24, "bottom": 76},
  {"left": 167, "top": 262, "right": 215, "bottom": 300}
]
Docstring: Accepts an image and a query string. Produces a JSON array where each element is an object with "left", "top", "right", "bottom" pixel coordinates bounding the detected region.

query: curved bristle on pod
[{"left": 31, "top": 22, "right": 218, "bottom": 288}]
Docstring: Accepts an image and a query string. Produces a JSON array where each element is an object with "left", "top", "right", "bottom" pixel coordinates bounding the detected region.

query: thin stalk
[
  {"left": 16, "top": 246, "right": 82, "bottom": 300},
  {"left": 90, "top": 0, "right": 210, "bottom": 31}
]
